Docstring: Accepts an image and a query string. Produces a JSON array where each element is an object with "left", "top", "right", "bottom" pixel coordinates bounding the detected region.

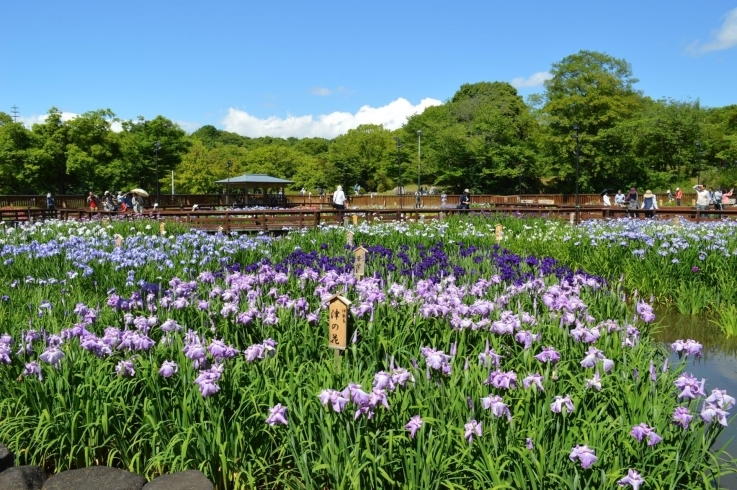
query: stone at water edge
[
  {"left": 0, "top": 442, "right": 15, "bottom": 472},
  {"left": 0, "top": 465, "right": 47, "bottom": 489},
  {"left": 41, "top": 466, "right": 145, "bottom": 490},
  {"left": 142, "top": 470, "right": 214, "bottom": 490}
]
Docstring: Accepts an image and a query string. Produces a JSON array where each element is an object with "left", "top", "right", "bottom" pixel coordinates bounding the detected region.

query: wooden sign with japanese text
[
  {"left": 115, "top": 235, "right": 123, "bottom": 248},
  {"left": 102, "top": 218, "right": 110, "bottom": 227},
  {"left": 346, "top": 231, "right": 354, "bottom": 247},
  {"left": 327, "top": 295, "right": 351, "bottom": 350},
  {"left": 159, "top": 222, "right": 166, "bottom": 235},
  {"left": 673, "top": 216, "right": 681, "bottom": 228},
  {"left": 352, "top": 214, "right": 358, "bottom": 226},
  {"left": 354, "top": 246, "right": 367, "bottom": 278}
]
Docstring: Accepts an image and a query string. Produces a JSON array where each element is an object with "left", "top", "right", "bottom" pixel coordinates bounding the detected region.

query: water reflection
[{"left": 653, "top": 309, "right": 737, "bottom": 487}]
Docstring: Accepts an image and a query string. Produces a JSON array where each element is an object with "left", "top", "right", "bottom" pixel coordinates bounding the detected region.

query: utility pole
[
  {"left": 572, "top": 125, "right": 580, "bottom": 223},
  {"left": 154, "top": 141, "right": 162, "bottom": 205},
  {"left": 393, "top": 137, "right": 403, "bottom": 209},
  {"left": 10, "top": 106, "right": 19, "bottom": 123}
]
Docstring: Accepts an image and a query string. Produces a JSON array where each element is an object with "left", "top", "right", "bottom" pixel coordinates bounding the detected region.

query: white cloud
[
  {"left": 511, "top": 71, "right": 553, "bottom": 89},
  {"left": 688, "top": 7, "right": 737, "bottom": 54},
  {"left": 310, "top": 87, "right": 333, "bottom": 96},
  {"left": 20, "top": 111, "right": 79, "bottom": 127},
  {"left": 175, "top": 120, "right": 201, "bottom": 133},
  {"left": 221, "top": 97, "right": 442, "bottom": 139}
]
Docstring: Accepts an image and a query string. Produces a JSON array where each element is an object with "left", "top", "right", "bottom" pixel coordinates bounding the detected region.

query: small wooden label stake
[
  {"left": 352, "top": 214, "right": 358, "bottom": 226},
  {"left": 495, "top": 224, "right": 503, "bottom": 242},
  {"left": 346, "top": 230, "right": 354, "bottom": 247},
  {"left": 159, "top": 222, "right": 166, "bottom": 235},
  {"left": 115, "top": 235, "right": 123, "bottom": 248},
  {"left": 673, "top": 216, "right": 681, "bottom": 228},
  {"left": 102, "top": 218, "right": 110, "bottom": 227},
  {"left": 327, "top": 295, "right": 352, "bottom": 367},
  {"left": 354, "top": 246, "right": 367, "bottom": 279}
]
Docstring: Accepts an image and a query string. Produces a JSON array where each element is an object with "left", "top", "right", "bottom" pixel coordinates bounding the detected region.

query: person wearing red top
[{"left": 675, "top": 188, "right": 683, "bottom": 206}]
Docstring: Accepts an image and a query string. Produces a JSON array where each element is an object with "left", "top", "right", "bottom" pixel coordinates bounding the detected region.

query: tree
[{"left": 538, "top": 50, "right": 645, "bottom": 192}]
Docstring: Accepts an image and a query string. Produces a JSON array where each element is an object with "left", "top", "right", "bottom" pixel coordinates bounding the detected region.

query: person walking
[
  {"left": 625, "top": 187, "right": 639, "bottom": 218},
  {"left": 300, "top": 187, "right": 306, "bottom": 197},
  {"left": 46, "top": 193, "right": 55, "bottom": 210},
  {"left": 414, "top": 190, "right": 421, "bottom": 208},
  {"left": 667, "top": 189, "right": 673, "bottom": 202},
  {"left": 441, "top": 192, "right": 447, "bottom": 207},
  {"left": 713, "top": 187, "right": 724, "bottom": 211},
  {"left": 459, "top": 189, "right": 471, "bottom": 210},
  {"left": 722, "top": 188, "right": 734, "bottom": 208},
  {"left": 675, "top": 187, "right": 683, "bottom": 206},
  {"left": 641, "top": 190, "right": 658, "bottom": 218}
]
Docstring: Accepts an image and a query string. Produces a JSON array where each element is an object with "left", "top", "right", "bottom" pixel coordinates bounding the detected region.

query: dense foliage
[
  {"left": 2, "top": 51, "right": 737, "bottom": 196},
  {"left": 0, "top": 216, "right": 735, "bottom": 488}
]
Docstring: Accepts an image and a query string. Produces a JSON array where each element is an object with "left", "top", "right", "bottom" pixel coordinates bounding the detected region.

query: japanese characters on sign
[
  {"left": 327, "top": 295, "right": 351, "bottom": 350},
  {"left": 354, "top": 246, "right": 366, "bottom": 278}
]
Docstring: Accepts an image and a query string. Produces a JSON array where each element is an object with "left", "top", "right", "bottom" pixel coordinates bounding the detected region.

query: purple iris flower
[
  {"left": 265, "top": 403, "right": 288, "bottom": 426},
  {"left": 421, "top": 346, "right": 453, "bottom": 375},
  {"left": 580, "top": 347, "right": 604, "bottom": 368},
  {"left": 705, "top": 389, "right": 736, "bottom": 410},
  {"left": 649, "top": 361, "right": 657, "bottom": 382},
  {"left": 701, "top": 403, "right": 730, "bottom": 426},
  {"left": 485, "top": 369, "right": 517, "bottom": 389},
  {"left": 550, "top": 395, "right": 575, "bottom": 414},
  {"left": 22, "top": 361, "right": 43, "bottom": 380},
  {"left": 569, "top": 445, "right": 597, "bottom": 469},
  {"left": 635, "top": 300, "right": 655, "bottom": 323},
  {"left": 39, "top": 347, "right": 65, "bottom": 368},
  {"left": 673, "top": 407, "right": 693, "bottom": 429},
  {"left": 464, "top": 419, "right": 482, "bottom": 444},
  {"left": 194, "top": 365, "right": 223, "bottom": 397},
  {"left": 630, "top": 423, "right": 662, "bottom": 446},
  {"left": 674, "top": 373, "right": 707, "bottom": 400},
  {"left": 115, "top": 359, "right": 135, "bottom": 377},
  {"left": 405, "top": 415, "right": 423, "bottom": 438},
  {"left": 159, "top": 360, "right": 178, "bottom": 378},
  {"left": 481, "top": 395, "right": 512, "bottom": 421},
  {"left": 522, "top": 373, "right": 544, "bottom": 391},
  {"left": 585, "top": 372, "right": 602, "bottom": 391},
  {"left": 525, "top": 438, "right": 534, "bottom": 450},
  {"left": 534, "top": 346, "right": 560, "bottom": 364},
  {"left": 515, "top": 330, "right": 540, "bottom": 350},
  {"left": 671, "top": 339, "right": 703, "bottom": 358},
  {"left": 318, "top": 389, "right": 349, "bottom": 413},
  {"left": 478, "top": 341, "right": 501, "bottom": 367},
  {"left": 618, "top": 469, "right": 645, "bottom": 489}
]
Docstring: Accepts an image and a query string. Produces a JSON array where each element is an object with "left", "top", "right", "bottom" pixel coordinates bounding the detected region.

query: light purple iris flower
[
  {"left": 671, "top": 339, "right": 703, "bottom": 358},
  {"left": 481, "top": 395, "right": 512, "bottom": 421},
  {"left": 585, "top": 372, "right": 602, "bottom": 391},
  {"left": 485, "top": 369, "right": 517, "bottom": 389},
  {"left": 701, "top": 403, "right": 730, "bottom": 426},
  {"left": 569, "top": 445, "right": 597, "bottom": 469},
  {"left": 525, "top": 438, "right": 534, "bottom": 450},
  {"left": 115, "top": 359, "right": 135, "bottom": 377},
  {"left": 580, "top": 347, "right": 604, "bottom": 368},
  {"left": 630, "top": 423, "right": 662, "bottom": 446},
  {"left": 39, "top": 347, "right": 65, "bottom": 368},
  {"left": 421, "top": 346, "right": 452, "bottom": 375},
  {"left": 550, "top": 395, "right": 575, "bottom": 414},
  {"left": 705, "top": 389, "right": 736, "bottom": 410},
  {"left": 265, "top": 403, "right": 288, "bottom": 426},
  {"left": 194, "top": 365, "right": 223, "bottom": 397},
  {"left": 672, "top": 407, "right": 693, "bottom": 429},
  {"left": 22, "top": 361, "right": 43, "bottom": 380},
  {"left": 522, "top": 373, "right": 544, "bottom": 391},
  {"left": 674, "top": 373, "right": 707, "bottom": 400},
  {"left": 534, "top": 346, "right": 560, "bottom": 364},
  {"left": 464, "top": 419, "right": 482, "bottom": 444},
  {"left": 159, "top": 360, "right": 178, "bottom": 378},
  {"left": 618, "top": 469, "right": 645, "bottom": 489},
  {"left": 514, "top": 330, "right": 540, "bottom": 350},
  {"left": 318, "top": 389, "right": 349, "bottom": 413},
  {"left": 405, "top": 415, "right": 423, "bottom": 438},
  {"left": 636, "top": 300, "right": 655, "bottom": 323}
]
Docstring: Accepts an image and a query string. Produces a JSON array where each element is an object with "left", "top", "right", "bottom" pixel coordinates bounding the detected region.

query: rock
[
  {"left": 0, "top": 443, "right": 15, "bottom": 472},
  {"left": 42, "top": 466, "right": 145, "bottom": 490},
  {"left": 142, "top": 470, "right": 214, "bottom": 490},
  {"left": 0, "top": 465, "right": 47, "bottom": 489}
]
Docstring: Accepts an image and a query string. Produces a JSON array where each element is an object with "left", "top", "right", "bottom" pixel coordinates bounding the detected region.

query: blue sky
[{"left": 2, "top": 0, "right": 736, "bottom": 138}]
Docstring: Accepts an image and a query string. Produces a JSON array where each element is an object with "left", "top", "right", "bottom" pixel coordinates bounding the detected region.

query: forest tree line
[{"left": 2, "top": 50, "right": 736, "bottom": 196}]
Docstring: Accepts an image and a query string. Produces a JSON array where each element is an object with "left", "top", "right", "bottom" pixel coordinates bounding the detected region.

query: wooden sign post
[
  {"left": 352, "top": 214, "right": 358, "bottom": 226},
  {"left": 346, "top": 230, "right": 354, "bottom": 247},
  {"left": 495, "top": 224, "right": 503, "bottom": 242},
  {"left": 102, "top": 218, "right": 110, "bottom": 227},
  {"left": 569, "top": 212, "right": 575, "bottom": 225},
  {"left": 159, "top": 222, "right": 166, "bottom": 235},
  {"left": 439, "top": 211, "right": 445, "bottom": 221},
  {"left": 327, "top": 295, "right": 352, "bottom": 366},
  {"left": 217, "top": 226, "right": 224, "bottom": 234},
  {"left": 354, "top": 246, "right": 367, "bottom": 279},
  {"left": 115, "top": 235, "right": 123, "bottom": 248},
  {"left": 673, "top": 216, "right": 681, "bottom": 228}
]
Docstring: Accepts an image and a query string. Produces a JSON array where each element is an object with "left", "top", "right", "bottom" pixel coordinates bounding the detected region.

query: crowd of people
[
  {"left": 602, "top": 185, "right": 734, "bottom": 218},
  {"left": 80, "top": 191, "right": 146, "bottom": 213}
]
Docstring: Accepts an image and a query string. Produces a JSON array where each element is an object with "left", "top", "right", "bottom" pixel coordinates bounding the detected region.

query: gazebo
[{"left": 214, "top": 174, "right": 295, "bottom": 207}]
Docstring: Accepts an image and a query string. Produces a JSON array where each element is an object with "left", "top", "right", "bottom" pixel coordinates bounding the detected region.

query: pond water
[{"left": 653, "top": 310, "right": 737, "bottom": 487}]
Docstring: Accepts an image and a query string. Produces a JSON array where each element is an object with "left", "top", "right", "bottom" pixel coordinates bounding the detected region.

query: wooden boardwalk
[{"left": 1, "top": 206, "right": 736, "bottom": 233}]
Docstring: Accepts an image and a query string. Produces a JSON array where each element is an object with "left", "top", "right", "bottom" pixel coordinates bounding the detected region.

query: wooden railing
[{"left": 2, "top": 205, "right": 736, "bottom": 233}]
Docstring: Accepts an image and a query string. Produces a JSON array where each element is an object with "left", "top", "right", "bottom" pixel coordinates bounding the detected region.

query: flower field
[{"left": 0, "top": 216, "right": 735, "bottom": 489}]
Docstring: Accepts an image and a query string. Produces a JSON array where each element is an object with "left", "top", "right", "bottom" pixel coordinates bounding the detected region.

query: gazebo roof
[{"left": 214, "top": 174, "right": 294, "bottom": 185}]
